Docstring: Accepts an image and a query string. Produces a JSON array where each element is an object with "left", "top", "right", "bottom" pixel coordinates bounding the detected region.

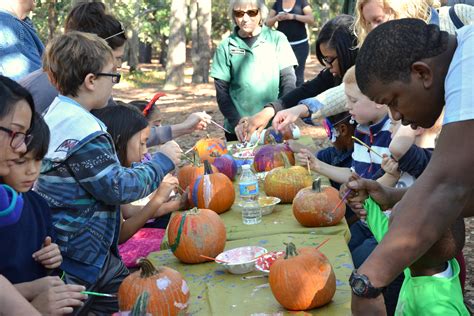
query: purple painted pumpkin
[
  {"left": 211, "top": 152, "right": 238, "bottom": 180},
  {"left": 253, "top": 141, "right": 295, "bottom": 172}
]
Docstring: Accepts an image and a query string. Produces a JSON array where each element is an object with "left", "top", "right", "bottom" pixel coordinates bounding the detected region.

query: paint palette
[
  {"left": 215, "top": 246, "right": 267, "bottom": 274},
  {"left": 254, "top": 251, "right": 285, "bottom": 274}
]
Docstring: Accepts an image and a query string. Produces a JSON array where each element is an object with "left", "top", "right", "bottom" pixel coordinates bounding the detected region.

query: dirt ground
[{"left": 113, "top": 59, "right": 473, "bottom": 310}]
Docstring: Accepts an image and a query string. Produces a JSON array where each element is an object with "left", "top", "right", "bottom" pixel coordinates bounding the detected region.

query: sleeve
[
  {"left": 272, "top": 0, "right": 279, "bottom": 11},
  {"left": 214, "top": 79, "right": 241, "bottom": 129},
  {"left": 363, "top": 197, "right": 390, "bottom": 243},
  {"left": 210, "top": 43, "right": 231, "bottom": 82},
  {"left": 443, "top": 28, "right": 474, "bottom": 125},
  {"left": 317, "top": 147, "right": 336, "bottom": 165},
  {"left": 279, "top": 69, "right": 335, "bottom": 110},
  {"left": 397, "top": 145, "right": 432, "bottom": 178},
  {"left": 276, "top": 33, "right": 298, "bottom": 70},
  {"left": 301, "top": 0, "right": 310, "bottom": 8},
  {"left": 66, "top": 135, "right": 175, "bottom": 205},
  {"left": 279, "top": 66, "right": 296, "bottom": 97},
  {"left": 147, "top": 125, "right": 173, "bottom": 147},
  {"left": 309, "top": 84, "right": 348, "bottom": 120}
]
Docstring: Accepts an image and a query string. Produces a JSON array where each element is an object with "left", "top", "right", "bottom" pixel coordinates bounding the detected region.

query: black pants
[
  {"left": 291, "top": 40, "right": 309, "bottom": 87},
  {"left": 65, "top": 252, "right": 129, "bottom": 316},
  {"left": 225, "top": 131, "right": 239, "bottom": 142}
]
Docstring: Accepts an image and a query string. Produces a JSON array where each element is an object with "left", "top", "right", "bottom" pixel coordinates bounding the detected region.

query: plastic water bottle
[{"left": 238, "top": 164, "right": 262, "bottom": 225}]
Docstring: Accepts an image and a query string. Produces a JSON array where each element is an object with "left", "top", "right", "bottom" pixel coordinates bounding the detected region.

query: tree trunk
[
  {"left": 320, "top": 0, "right": 330, "bottom": 25},
  {"left": 127, "top": 0, "right": 141, "bottom": 72},
  {"left": 165, "top": 0, "right": 187, "bottom": 89},
  {"left": 47, "top": 0, "right": 58, "bottom": 40},
  {"left": 191, "top": 0, "right": 212, "bottom": 83}
]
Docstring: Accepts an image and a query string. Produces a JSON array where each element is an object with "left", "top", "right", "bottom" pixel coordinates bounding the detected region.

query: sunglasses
[
  {"left": 322, "top": 56, "right": 338, "bottom": 67},
  {"left": 0, "top": 126, "right": 33, "bottom": 149},
  {"left": 95, "top": 72, "right": 121, "bottom": 84},
  {"left": 322, "top": 114, "right": 352, "bottom": 143},
  {"left": 233, "top": 9, "right": 259, "bottom": 18}
]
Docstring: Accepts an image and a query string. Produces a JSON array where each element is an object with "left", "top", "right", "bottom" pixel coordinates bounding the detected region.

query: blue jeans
[{"left": 291, "top": 40, "right": 309, "bottom": 87}]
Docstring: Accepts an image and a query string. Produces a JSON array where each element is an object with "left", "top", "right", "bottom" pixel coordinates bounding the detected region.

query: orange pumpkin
[
  {"left": 178, "top": 151, "right": 218, "bottom": 189},
  {"left": 264, "top": 153, "right": 312, "bottom": 203},
  {"left": 118, "top": 259, "right": 190, "bottom": 315},
  {"left": 189, "top": 160, "right": 235, "bottom": 214},
  {"left": 194, "top": 135, "right": 227, "bottom": 163},
  {"left": 168, "top": 207, "right": 226, "bottom": 263},
  {"left": 293, "top": 179, "right": 345, "bottom": 227},
  {"left": 269, "top": 242, "right": 336, "bottom": 311}
]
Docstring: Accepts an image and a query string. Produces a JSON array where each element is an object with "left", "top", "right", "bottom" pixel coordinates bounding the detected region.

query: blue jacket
[{"left": 0, "top": 10, "right": 44, "bottom": 81}]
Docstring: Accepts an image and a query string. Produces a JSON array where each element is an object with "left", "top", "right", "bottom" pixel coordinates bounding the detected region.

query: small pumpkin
[
  {"left": 118, "top": 259, "right": 190, "bottom": 316},
  {"left": 177, "top": 151, "right": 218, "bottom": 189},
  {"left": 269, "top": 242, "right": 336, "bottom": 311},
  {"left": 263, "top": 126, "right": 294, "bottom": 144},
  {"left": 189, "top": 160, "right": 235, "bottom": 214},
  {"left": 211, "top": 151, "right": 238, "bottom": 180},
  {"left": 293, "top": 178, "right": 345, "bottom": 227},
  {"left": 264, "top": 153, "right": 312, "bottom": 203},
  {"left": 194, "top": 135, "right": 228, "bottom": 163},
  {"left": 253, "top": 135, "right": 295, "bottom": 172}
]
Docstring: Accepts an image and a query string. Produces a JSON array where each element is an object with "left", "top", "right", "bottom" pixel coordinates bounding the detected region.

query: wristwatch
[{"left": 349, "top": 270, "right": 385, "bottom": 298}]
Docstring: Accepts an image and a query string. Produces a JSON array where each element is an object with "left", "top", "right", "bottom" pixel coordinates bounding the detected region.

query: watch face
[{"left": 352, "top": 278, "right": 366, "bottom": 295}]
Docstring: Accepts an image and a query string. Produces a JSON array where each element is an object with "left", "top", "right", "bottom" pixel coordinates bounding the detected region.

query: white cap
[{"left": 242, "top": 164, "right": 251, "bottom": 169}]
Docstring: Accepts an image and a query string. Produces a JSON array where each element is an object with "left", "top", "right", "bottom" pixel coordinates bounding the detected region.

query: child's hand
[
  {"left": 381, "top": 155, "right": 400, "bottom": 178},
  {"left": 153, "top": 175, "right": 179, "bottom": 204},
  {"left": 182, "top": 111, "right": 211, "bottom": 132},
  {"left": 295, "top": 148, "right": 319, "bottom": 172},
  {"left": 158, "top": 141, "right": 182, "bottom": 166},
  {"left": 32, "top": 237, "right": 62, "bottom": 269},
  {"left": 31, "top": 282, "right": 87, "bottom": 316}
]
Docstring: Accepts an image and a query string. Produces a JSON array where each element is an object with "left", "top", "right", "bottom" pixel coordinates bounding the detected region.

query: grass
[{"left": 121, "top": 69, "right": 166, "bottom": 88}]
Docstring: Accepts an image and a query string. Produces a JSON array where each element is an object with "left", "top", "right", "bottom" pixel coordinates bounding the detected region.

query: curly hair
[
  {"left": 354, "top": 0, "right": 434, "bottom": 48},
  {"left": 355, "top": 19, "right": 449, "bottom": 95}
]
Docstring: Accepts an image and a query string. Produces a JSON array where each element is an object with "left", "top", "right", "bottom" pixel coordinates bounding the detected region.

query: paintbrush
[
  {"left": 210, "top": 119, "right": 232, "bottom": 134},
  {"left": 81, "top": 291, "right": 116, "bottom": 298},
  {"left": 351, "top": 136, "right": 384, "bottom": 159}
]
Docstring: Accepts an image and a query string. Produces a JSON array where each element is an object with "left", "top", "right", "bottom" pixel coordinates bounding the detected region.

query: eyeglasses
[
  {"left": 322, "top": 56, "right": 338, "bottom": 67},
  {"left": 95, "top": 72, "right": 121, "bottom": 84},
  {"left": 233, "top": 9, "right": 259, "bottom": 18},
  {"left": 322, "top": 114, "right": 352, "bottom": 142},
  {"left": 0, "top": 126, "right": 33, "bottom": 149}
]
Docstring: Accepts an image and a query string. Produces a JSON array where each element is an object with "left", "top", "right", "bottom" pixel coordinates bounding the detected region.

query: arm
[
  {"left": 388, "top": 124, "right": 417, "bottom": 160},
  {"left": 293, "top": 5, "right": 315, "bottom": 26},
  {"left": 376, "top": 156, "right": 401, "bottom": 187},
  {"left": 279, "top": 66, "right": 296, "bottom": 97},
  {"left": 214, "top": 79, "right": 241, "bottom": 130},
  {"left": 147, "top": 125, "right": 173, "bottom": 147},
  {"left": 295, "top": 149, "right": 352, "bottom": 184},
  {"left": 1, "top": 276, "right": 40, "bottom": 316},
  {"left": 266, "top": 9, "right": 279, "bottom": 27},
  {"left": 356, "top": 120, "right": 474, "bottom": 291},
  {"left": 310, "top": 84, "right": 348, "bottom": 120},
  {"left": 67, "top": 135, "right": 175, "bottom": 205}
]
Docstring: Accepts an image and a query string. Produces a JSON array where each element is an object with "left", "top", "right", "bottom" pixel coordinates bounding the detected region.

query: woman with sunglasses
[
  {"left": 210, "top": 0, "right": 298, "bottom": 141},
  {"left": 236, "top": 14, "right": 358, "bottom": 142}
]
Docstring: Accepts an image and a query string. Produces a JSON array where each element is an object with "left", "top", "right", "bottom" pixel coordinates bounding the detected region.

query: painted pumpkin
[
  {"left": 194, "top": 135, "right": 227, "bottom": 163},
  {"left": 177, "top": 151, "right": 218, "bottom": 189},
  {"left": 269, "top": 242, "right": 336, "bottom": 311},
  {"left": 168, "top": 207, "right": 226, "bottom": 263},
  {"left": 211, "top": 152, "right": 238, "bottom": 180},
  {"left": 263, "top": 125, "right": 295, "bottom": 144},
  {"left": 189, "top": 160, "right": 235, "bottom": 214},
  {"left": 293, "top": 178, "right": 345, "bottom": 227},
  {"left": 264, "top": 153, "right": 312, "bottom": 203},
  {"left": 118, "top": 259, "right": 190, "bottom": 316},
  {"left": 253, "top": 135, "right": 294, "bottom": 172}
]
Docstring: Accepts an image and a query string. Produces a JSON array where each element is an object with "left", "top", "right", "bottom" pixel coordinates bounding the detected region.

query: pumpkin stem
[
  {"left": 203, "top": 160, "right": 214, "bottom": 175},
  {"left": 187, "top": 207, "right": 200, "bottom": 215},
  {"left": 192, "top": 150, "right": 201, "bottom": 167},
  {"left": 210, "top": 150, "right": 221, "bottom": 158},
  {"left": 283, "top": 242, "right": 299, "bottom": 259},
  {"left": 312, "top": 178, "right": 321, "bottom": 192},
  {"left": 280, "top": 152, "right": 292, "bottom": 169},
  {"left": 130, "top": 291, "right": 150, "bottom": 316},
  {"left": 138, "top": 258, "right": 159, "bottom": 278}
]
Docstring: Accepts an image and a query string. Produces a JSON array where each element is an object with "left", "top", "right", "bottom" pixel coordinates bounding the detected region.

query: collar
[
  {"left": 229, "top": 25, "right": 270, "bottom": 49},
  {"left": 356, "top": 115, "right": 389, "bottom": 136},
  {"left": 57, "top": 95, "right": 107, "bottom": 131},
  {"left": 429, "top": 7, "right": 440, "bottom": 26}
]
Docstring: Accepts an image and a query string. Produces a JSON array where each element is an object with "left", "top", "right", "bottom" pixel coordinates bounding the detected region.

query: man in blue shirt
[{"left": 0, "top": 0, "right": 44, "bottom": 81}]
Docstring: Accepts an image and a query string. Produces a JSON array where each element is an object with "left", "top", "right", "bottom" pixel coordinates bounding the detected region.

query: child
[
  {"left": 36, "top": 31, "right": 181, "bottom": 315},
  {"left": 1, "top": 114, "right": 87, "bottom": 314},
  {"left": 354, "top": 194, "right": 468, "bottom": 315}
]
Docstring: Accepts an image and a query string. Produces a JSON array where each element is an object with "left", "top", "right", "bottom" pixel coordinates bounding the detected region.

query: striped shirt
[{"left": 352, "top": 115, "right": 392, "bottom": 179}]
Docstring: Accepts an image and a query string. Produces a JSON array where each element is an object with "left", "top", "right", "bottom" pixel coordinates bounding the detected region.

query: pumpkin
[
  {"left": 189, "top": 160, "right": 235, "bottom": 214},
  {"left": 194, "top": 135, "right": 228, "bottom": 163},
  {"left": 293, "top": 178, "right": 345, "bottom": 227},
  {"left": 211, "top": 151, "right": 238, "bottom": 180},
  {"left": 167, "top": 207, "right": 226, "bottom": 263},
  {"left": 269, "top": 242, "right": 336, "bottom": 311},
  {"left": 118, "top": 259, "right": 190, "bottom": 316},
  {"left": 253, "top": 135, "right": 295, "bottom": 172},
  {"left": 264, "top": 153, "right": 312, "bottom": 203},
  {"left": 178, "top": 151, "right": 218, "bottom": 189},
  {"left": 263, "top": 126, "right": 294, "bottom": 144}
]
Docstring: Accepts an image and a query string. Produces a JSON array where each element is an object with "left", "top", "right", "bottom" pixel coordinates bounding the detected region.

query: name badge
[{"left": 230, "top": 47, "right": 246, "bottom": 55}]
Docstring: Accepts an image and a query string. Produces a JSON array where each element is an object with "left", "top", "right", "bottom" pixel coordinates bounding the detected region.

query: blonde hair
[
  {"left": 43, "top": 31, "right": 114, "bottom": 97},
  {"left": 342, "top": 65, "right": 357, "bottom": 86},
  {"left": 354, "top": 0, "right": 433, "bottom": 48}
]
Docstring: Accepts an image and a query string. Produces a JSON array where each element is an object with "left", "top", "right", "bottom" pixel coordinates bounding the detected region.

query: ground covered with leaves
[{"left": 113, "top": 59, "right": 473, "bottom": 310}]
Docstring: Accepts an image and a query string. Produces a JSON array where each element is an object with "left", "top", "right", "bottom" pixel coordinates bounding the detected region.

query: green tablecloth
[{"left": 148, "top": 234, "right": 353, "bottom": 315}]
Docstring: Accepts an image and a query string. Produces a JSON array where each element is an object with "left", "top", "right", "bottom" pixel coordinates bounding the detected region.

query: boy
[
  {"left": 36, "top": 31, "right": 180, "bottom": 315},
  {"left": 1, "top": 115, "right": 86, "bottom": 314},
  {"left": 345, "top": 19, "right": 473, "bottom": 314}
]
